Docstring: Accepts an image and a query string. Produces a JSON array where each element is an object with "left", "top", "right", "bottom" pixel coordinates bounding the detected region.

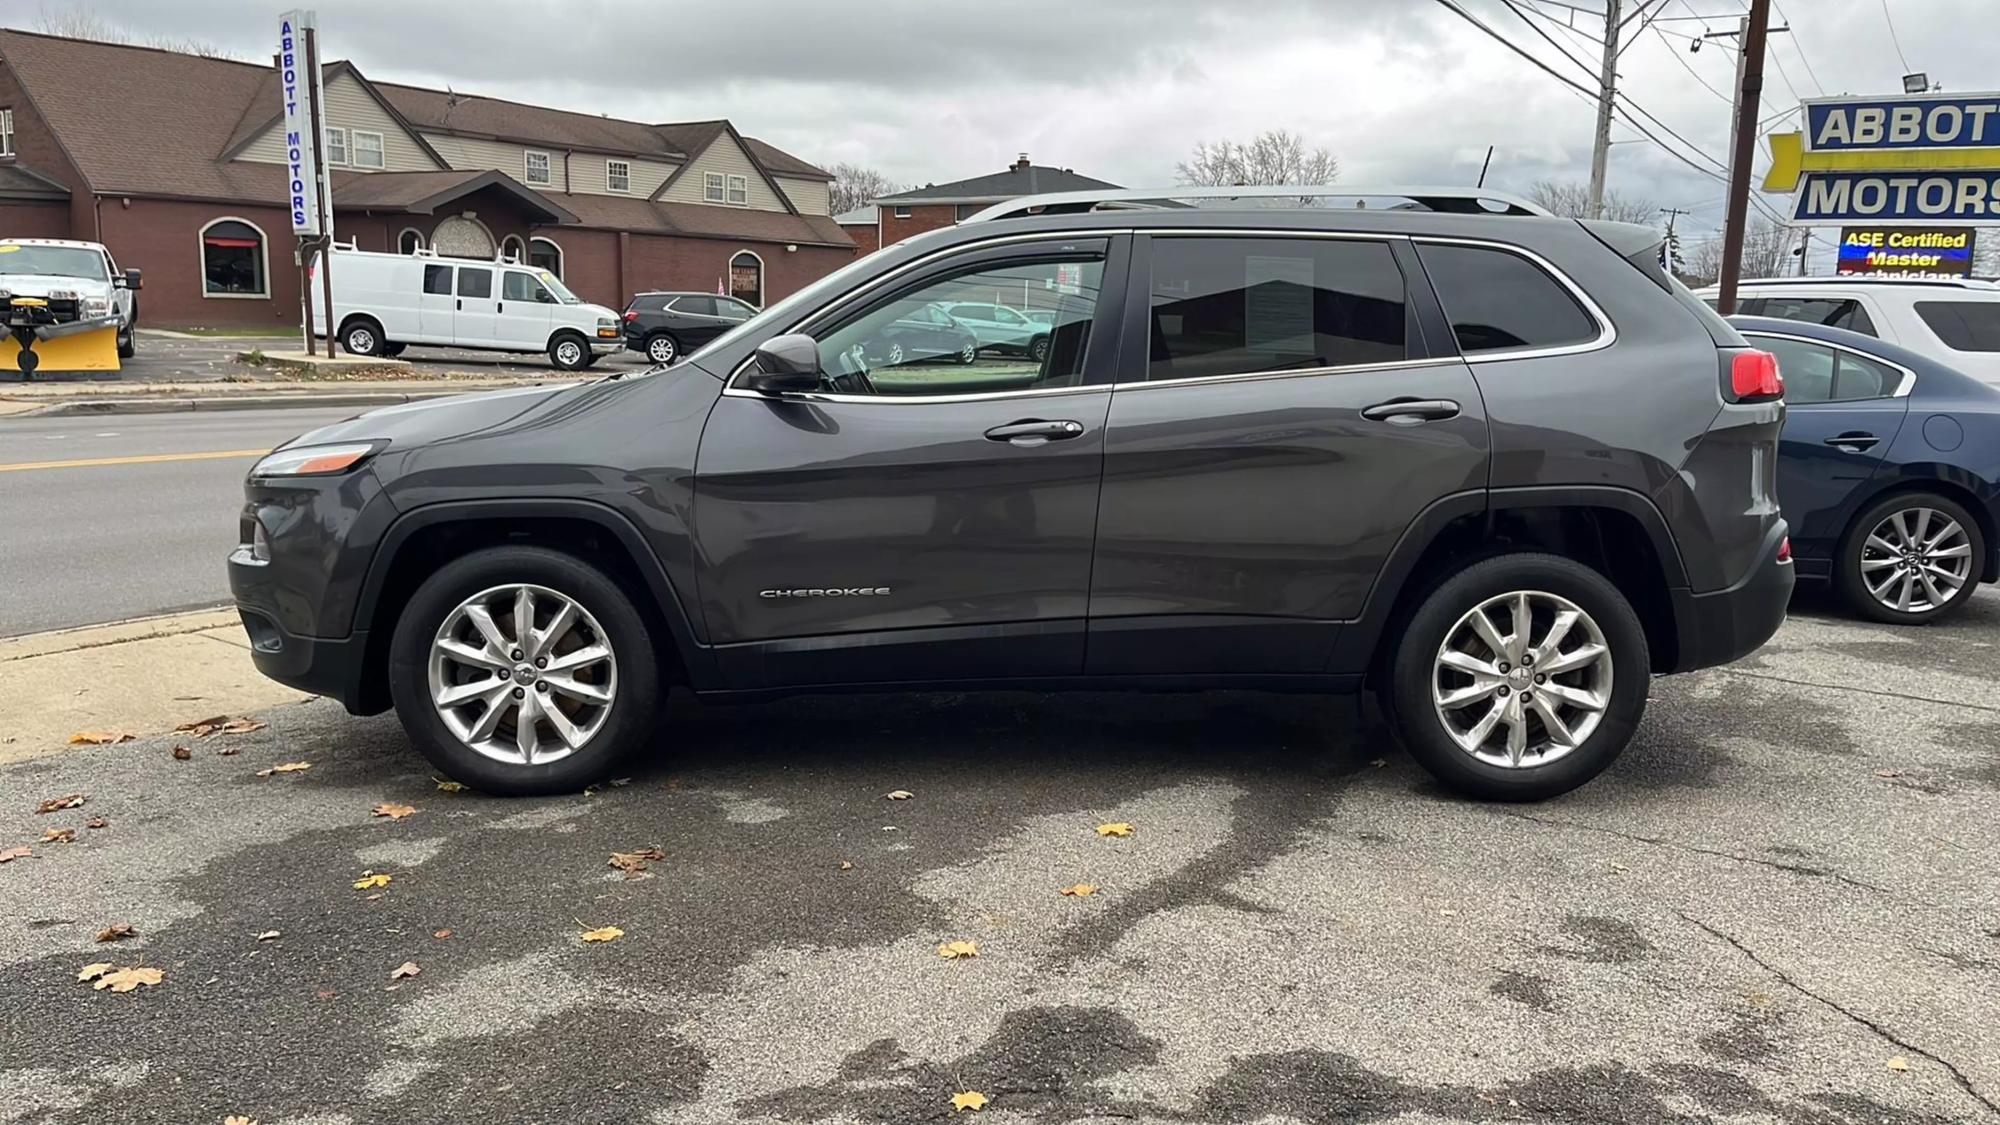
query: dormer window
[{"left": 525, "top": 150, "right": 552, "bottom": 185}]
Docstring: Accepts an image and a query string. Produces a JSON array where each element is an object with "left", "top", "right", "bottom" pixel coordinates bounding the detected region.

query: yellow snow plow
[{"left": 1, "top": 296, "right": 121, "bottom": 378}]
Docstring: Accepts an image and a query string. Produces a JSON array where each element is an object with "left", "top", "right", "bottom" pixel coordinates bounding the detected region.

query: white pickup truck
[{"left": 0, "top": 238, "right": 143, "bottom": 373}]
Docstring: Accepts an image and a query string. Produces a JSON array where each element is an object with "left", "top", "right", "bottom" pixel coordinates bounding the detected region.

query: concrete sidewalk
[
  {"left": 0, "top": 374, "right": 555, "bottom": 417},
  {"left": 0, "top": 609, "right": 315, "bottom": 764}
]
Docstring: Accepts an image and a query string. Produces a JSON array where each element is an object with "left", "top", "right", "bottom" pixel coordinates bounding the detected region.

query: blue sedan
[{"left": 1731, "top": 315, "right": 2000, "bottom": 624}]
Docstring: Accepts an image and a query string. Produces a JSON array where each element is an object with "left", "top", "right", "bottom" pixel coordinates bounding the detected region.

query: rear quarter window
[
  {"left": 1914, "top": 301, "right": 2000, "bottom": 352},
  {"left": 1416, "top": 243, "right": 1600, "bottom": 354}
]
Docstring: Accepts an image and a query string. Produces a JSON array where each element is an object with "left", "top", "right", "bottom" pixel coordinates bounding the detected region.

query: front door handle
[
  {"left": 497, "top": 301, "right": 505, "bottom": 314},
  {"left": 456, "top": 298, "right": 463, "bottom": 310},
  {"left": 985, "top": 419, "right": 1085, "bottom": 446},
  {"left": 1361, "top": 398, "right": 1461, "bottom": 425},
  {"left": 1823, "top": 431, "right": 1879, "bottom": 453}
]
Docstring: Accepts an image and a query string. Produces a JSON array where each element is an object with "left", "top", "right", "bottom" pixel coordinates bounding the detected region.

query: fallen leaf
[
  {"left": 1745, "top": 990, "right": 1773, "bottom": 1008},
  {"left": 1874, "top": 769, "right": 1904, "bottom": 779},
  {"left": 433, "top": 928, "right": 452, "bottom": 940},
  {"left": 0, "top": 846, "right": 30, "bottom": 864},
  {"left": 838, "top": 861, "right": 854, "bottom": 871},
  {"left": 170, "top": 745, "right": 192, "bottom": 761},
  {"left": 256, "top": 762, "right": 312, "bottom": 778},
  {"left": 389, "top": 961, "right": 420, "bottom": 981},
  {"left": 225, "top": 1116, "right": 260, "bottom": 1125},
  {"left": 67, "top": 731, "right": 134, "bottom": 746},
  {"left": 951, "top": 1090, "right": 989, "bottom": 1112},
  {"left": 1059, "top": 883, "right": 1098, "bottom": 897},
  {"left": 84, "top": 818, "right": 107, "bottom": 830},
  {"left": 1608, "top": 861, "right": 1629, "bottom": 873},
  {"left": 580, "top": 925, "right": 625, "bottom": 943},
  {"left": 609, "top": 777, "right": 633, "bottom": 788},
  {"left": 174, "top": 714, "right": 229, "bottom": 735},
  {"left": 1096, "top": 822, "right": 1133, "bottom": 837},
  {"left": 886, "top": 789, "right": 914, "bottom": 800},
  {"left": 217, "top": 746, "right": 239, "bottom": 757},
  {"left": 256, "top": 930, "right": 281, "bottom": 942},
  {"left": 95, "top": 923, "right": 137, "bottom": 943},
  {"left": 313, "top": 988, "right": 337, "bottom": 1001},
  {"left": 608, "top": 847, "right": 666, "bottom": 877},
  {"left": 937, "top": 940, "right": 979, "bottom": 960},
  {"left": 41, "top": 827, "right": 76, "bottom": 844},
  {"left": 219, "top": 718, "right": 266, "bottom": 734},
  {"left": 1440, "top": 909, "right": 1458, "bottom": 917},
  {"left": 1886, "top": 1056, "right": 1910, "bottom": 1072},
  {"left": 352, "top": 874, "right": 392, "bottom": 890},
  {"left": 77, "top": 962, "right": 114, "bottom": 982},
  {"left": 94, "top": 966, "right": 163, "bottom": 992},
  {"left": 434, "top": 778, "right": 465, "bottom": 793},
  {"left": 371, "top": 803, "right": 418, "bottom": 821},
  {"left": 35, "top": 794, "right": 86, "bottom": 814}
]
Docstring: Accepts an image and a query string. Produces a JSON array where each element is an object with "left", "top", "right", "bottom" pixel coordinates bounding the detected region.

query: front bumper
[
  {"left": 1665, "top": 521, "right": 1794, "bottom": 674},
  {"left": 229, "top": 547, "right": 383, "bottom": 713},
  {"left": 590, "top": 336, "right": 622, "bottom": 355}
]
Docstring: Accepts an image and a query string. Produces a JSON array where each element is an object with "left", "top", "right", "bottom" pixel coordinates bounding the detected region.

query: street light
[{"left": 1903, "top": 72, "right": 1930, "bottom": 94}]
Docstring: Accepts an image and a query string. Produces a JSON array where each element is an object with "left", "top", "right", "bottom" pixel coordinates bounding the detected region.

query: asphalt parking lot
[
  {"left": 0, "top": 331, "right": 653, "bottom": 384},
  {"left": 1, "top": 589, "right": 1996, "bottom": 1124}
]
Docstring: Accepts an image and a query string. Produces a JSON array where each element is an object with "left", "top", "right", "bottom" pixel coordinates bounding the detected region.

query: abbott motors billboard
[
  {"left": 1765, "top": 93, "right": 2000, "bottom": 226},
  {"left": 1837, "top": 227, "right": 1976, "bottom": 277}
]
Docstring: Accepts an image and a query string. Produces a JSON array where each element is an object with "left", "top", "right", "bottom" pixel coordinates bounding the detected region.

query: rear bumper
[
  {"left": 1665, "top": 522, "right": 1794, "bottom": 674},
  {"left": 230, "top": 545, "right": 384, "bottom": 714}
]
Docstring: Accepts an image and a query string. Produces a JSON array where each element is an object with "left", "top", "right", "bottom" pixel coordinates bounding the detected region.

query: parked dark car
[
  {"left": 622, "top": 291, "right": 758, "bottom": 366},
  {"left": 230, "top": 190, "right": 1793, "bottom": 802},
  {"left": 856, "top": 301, "right": 979, "bottom": 369},
  {"left": 1730, "top": 315, "right": 2000, "bottom": 623}
]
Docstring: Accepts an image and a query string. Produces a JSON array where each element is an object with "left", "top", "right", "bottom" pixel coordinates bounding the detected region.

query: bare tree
[
  {"left": 1680, "top": 215, "right": 1805, "bottom": 286},
  {"left": 1176, "top": 130, "right": 1339, "bottom": 188},
  {"left": 35, "top": 4, "right": 233, "bottom": 58},
  {"left": 827, "top": 163, "right": 902, "bottom": 216},
  {"left": 1526, "top": 180, "right": 1659, "bottom": 226},
  {"left": 1973, "top": 233, "right": 2000, "bottom": 279}
]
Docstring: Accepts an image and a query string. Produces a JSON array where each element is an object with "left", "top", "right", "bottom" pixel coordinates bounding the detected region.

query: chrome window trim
[
  {"left": 1113, "top": 356, "right": 1451, "bottom": 393},
  {"left": 721, "top": 383, "right": 1104, "bottom": 406},
  {"left": 1409, "top": 236, "right": 1617, "bottom": 363},
  {"left": 1740, "top": 329, "right": 1918, "bottom": 399}
]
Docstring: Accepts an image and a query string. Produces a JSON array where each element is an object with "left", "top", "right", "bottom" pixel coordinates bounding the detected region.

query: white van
[
  {"left": 309, "top": 246, "right": 623, "bottom": 371},
  {"left": 1695, "top": 277, "right": 2000, "bottom": 387}
]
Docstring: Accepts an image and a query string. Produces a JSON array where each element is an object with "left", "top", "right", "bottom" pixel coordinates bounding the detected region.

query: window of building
[
  {"left": 528, "top": 236, "right": 563, "bottom": 278},
  {"left": 892, "top": 206, "right": 912, "bottom": 219},
  {"left": 607, "top": 160, "right": 631, "bottom": 193},
  {"left": 503, "top": 270, "right": 553, "bottom": 303},
  {"left": 1914, "top": 301, "right": 2000, "bottom": 352},
  {"left": 325, "top": 126, "right": 348, "bottom": 165},
  {"left": 200, "top": 218, "right": 267, "bottom": 297},
  {"left": 0, "top": 108, "right": 12, "bottom": 157},
  {"left": 423, "top": 264, "right": 454, "bottom": 294},
  {"left": 1750, "top": 335, "right": 1903, "bottom": 403},
  {"left": 456, "top": 266, "right": 493, "bottom": 299},
  {"left": 810, "top": 251, "right": 1104, "bottom": 397},
  {"left": 729, "top": 250, "right": 763, "bottom": 306},
  {"left": 1148, "top": 236, "right": 1405, "bottom": 381},
  {"left": 352, "top": 130, "right": 385, "bottom": 170},
  {"left": 704, "top": 172, "right": 725, "bottom": 203},
  {"left": 398, "top": 228, "right": 425, "bottom": 255},
  {"left": 499, "top": 234, "right": 526, "bottom": 263},
  {"left": 524, "top": 150, "right": 552, "bottom": 185},
  {"left": 1417, "top": 243, "right": 1599, "bottom": 354},
  {"left": 1737, "top": 296, "right": 1877, "bottom": 336},
  {"left": 726, "top": 174, "right": 749, "bottom": 205}
]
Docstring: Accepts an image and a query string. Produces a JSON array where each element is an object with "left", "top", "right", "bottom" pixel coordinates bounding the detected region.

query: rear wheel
[
  {"left": 548, "top": 332, "right": 589, "bottom": 371},
  {"left": 387, "top": 546, "right": 660, "bottom": 795},
  {"left": 1388, "top": 553, "right": 1649, "bottom": 801},
  {"left": 1029, "top": 335, "right": 1050, "bottom": 363},
  {"left": 1836, "top": 492, "right": 1984, "bottom": 624},
  {"left": 341, "top": 317, "right": 384, "bottom": 357},
  {"left": 645, "top": 332, "right": 679, "bottom": 366}
]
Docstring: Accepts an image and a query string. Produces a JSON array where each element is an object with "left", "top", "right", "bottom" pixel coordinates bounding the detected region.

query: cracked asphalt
[{"left": 1, "top": 590, "right": 1996, "bottom": 1124}]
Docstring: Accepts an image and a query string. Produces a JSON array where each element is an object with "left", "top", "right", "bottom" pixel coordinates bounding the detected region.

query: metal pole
[
  {"left": 304, "top": 24, "right": 337, "bottom": 358},
  {"left": 1796, "top": 228, "right": 1812, "bottom": 276},
  {"left": 1585, "top": 0, "right": 1622, "bottom": 219},
  {"left": 1476, "top": 145, "right": 1494, "bottom": 189},
  {"left": 1715, "top": 0, "right": 1770, "bottom": 316},
  {"left": 298, "top": 240, "right": 315, "bottom": 353}
]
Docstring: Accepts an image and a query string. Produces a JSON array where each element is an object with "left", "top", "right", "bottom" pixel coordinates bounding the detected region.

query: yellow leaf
[
  {"left": 67, "top": 731, "right": 134, "bottom": 746},
  {"left": 951, "top": 1090, "right": 989, "bottom": 1112},
  {"left": 434, "top": 778, "right": 466, "bottom": 793},
  {"left": 371, "top": 803, "right": 418, "bottom": 820},
  {"left": 1096, "top": 822, "right": 1133, "bottom": 837},
  {"left": 885, "top": 790, "right": 914, "bottom": 800},
  {"left": 35, "top": 793, "right": 86, "bottom": 814},
  {"left": 41, "top": 827, "right": 76, "bottom": 844},
  {"left": 95, "top": 966, "right": 163, "bottom": 992},
  {"left": 580, "top": 925, "right": 625, "bottom": 943},
  {"left": 838, "top": 860, "right": 854, "bottom": 871},
  {"left": 389, "top": 961, "right": 420, "bottom": 980},
  {"left": 77, "top": 962, "right": 114, "bottom": 982},
  {"left": 937, "top": 940, "right": 979, "bottom": 960},
  {"left": 352, "top": 874, "right": 392, "bottom": 890},
  {"left": 0, "top": 846, "right": 29, "bottom": 864},
  {"left": 1886, "top": 1056, "right": 1910, "bottom": 1072},
  {"left": 255, "top": 762, "right": 311, "bottom": 778},
  {"left": 1059, "top": 883, "right": 1098, "bottom": 897}
]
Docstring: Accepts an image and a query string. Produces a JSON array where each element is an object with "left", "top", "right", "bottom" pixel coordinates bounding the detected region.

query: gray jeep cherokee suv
[{"left": 229, "top": 188, "right": 1793, "bottom": 801}]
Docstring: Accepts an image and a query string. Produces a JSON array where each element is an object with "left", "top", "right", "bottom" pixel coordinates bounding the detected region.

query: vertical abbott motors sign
[{"left": 278, "top": 11, "right": 324, "bottom": 236}]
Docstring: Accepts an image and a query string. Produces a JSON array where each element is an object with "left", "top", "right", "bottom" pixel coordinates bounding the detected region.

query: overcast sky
[{"left": 29, "top": 0, "right": 1989, "bottom": 266}]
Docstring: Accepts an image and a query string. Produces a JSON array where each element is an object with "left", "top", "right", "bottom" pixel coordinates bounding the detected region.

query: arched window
[
  {"left": 431, "top": 215, "right": 495, "bottom": 259},
  {"left": 528, "top": 236, "right": 563, "bottom": 279},
  {"left": 398, "top": 228, "right": 425, "bottom": 255},
  {"left": 499, "top": 234, "right": 527, "bottom": 263},
  {"left": 200, "top": 217, "right": 268, "bottom": 297},
  {"left": 728, "top": 250, "right": 763, "bottom": 308}
]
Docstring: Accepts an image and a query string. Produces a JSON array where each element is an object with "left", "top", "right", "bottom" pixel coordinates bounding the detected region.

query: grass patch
[{"left": 158, "top": 326, "right": 299, "bottom": 338}]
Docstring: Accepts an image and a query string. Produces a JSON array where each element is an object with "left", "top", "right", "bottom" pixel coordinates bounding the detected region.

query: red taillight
[
  {"left": 622, "top": 309, "right": 639, "bottom": 322},
  {"left": 1731, "top": 349, "right": 1783, "bottom": 401},
  {"left": 1776, "top": 536, "right": 1792, "bottom": 563}
]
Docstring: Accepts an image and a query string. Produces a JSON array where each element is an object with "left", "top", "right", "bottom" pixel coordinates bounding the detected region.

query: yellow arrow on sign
[{"left": 1763, "top": 131, "right": 2000, "bottom": 191}]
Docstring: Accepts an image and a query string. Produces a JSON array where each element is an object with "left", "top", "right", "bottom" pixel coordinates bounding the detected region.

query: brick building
[
  {"left": 0, "top": 29, "right": 854, "bottom": 328},
  {"left": 868, "top": 156, "right": 1118, "bottom": 252}
]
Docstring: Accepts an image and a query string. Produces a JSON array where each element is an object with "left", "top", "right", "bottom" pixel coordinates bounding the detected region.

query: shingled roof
[{"left": 878, "top": 163, "right": 1120, "bottom": 205}]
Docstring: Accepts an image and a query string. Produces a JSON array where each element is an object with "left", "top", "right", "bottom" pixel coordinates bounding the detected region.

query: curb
[{"left": 16, "top": 389, "right": 484, "bottom": 417}]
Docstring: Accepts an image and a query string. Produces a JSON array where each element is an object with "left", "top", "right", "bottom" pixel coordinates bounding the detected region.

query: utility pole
[
  {"left": 1715, "top": 0, "right": 1770, "bottom": 315},
  {"left": 1795, "top": 227, "right": 1812, "bottom": 276},
  {"left": 1585, "top": 0, "right": 1623, "bottom": 219},
  {"left": 1659, "top": 205, "right": 1690, "bottom": 274}
]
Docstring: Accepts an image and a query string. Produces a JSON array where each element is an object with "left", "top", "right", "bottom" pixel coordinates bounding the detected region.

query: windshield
[
  {"left": 685, "top": 249, "right": 891, "bottom": 365},
  {"left": 535, "top": 269, "right": 582, "bottom": 305},
  {"left": 0, "top": 244, "right": 108, "bottom": 281}
]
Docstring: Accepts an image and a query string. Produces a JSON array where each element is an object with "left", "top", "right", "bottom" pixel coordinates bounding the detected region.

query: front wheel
[
  {"left": 117, "top": 324, "right": 135, "bottom": 360},
  {"left": 1029, "top": 335, "right": 1050, "bottom": 363},
  {"left": 548, "top": 333, "right": 590, "bottom": 371},
  {"left": 1836, "top": 492, "right": 1985, "bottom": 624},
  {"left": 341, "top": 318, "right": 384, "bottom": 357},
  {"left": 1388, "top": 553, "right": 1650, "bottom": 801},
  {"left": 387, "top": 546, "right": 660, "bottom": 795}
]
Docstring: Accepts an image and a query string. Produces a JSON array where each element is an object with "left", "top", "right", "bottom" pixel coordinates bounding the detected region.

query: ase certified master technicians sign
[{"left": 1836, "top": 227, "right": 1976, "bottom": 277}]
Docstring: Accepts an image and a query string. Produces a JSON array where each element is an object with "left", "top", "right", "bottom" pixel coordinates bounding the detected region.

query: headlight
[
  {"left": 49, "top": 289, "right": 79, "bottom": 301},
  {"left": 83, "top": 296, "right": 110, "bottom": 318},
  {"left": 250, "top": 441, "right": 382, "bottom": 478}
]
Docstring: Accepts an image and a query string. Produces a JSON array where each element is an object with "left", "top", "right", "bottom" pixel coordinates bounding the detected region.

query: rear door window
[
  {"left": 456, "top": 267, "right": 492, "bottom": 299},
  {"left": 423, "top": 264, "right": 453, "bottom": 295},
  {"left": 1914, "top": 301, "right": 2000, "bottom": 352},
  {"left": 1416, "top": 243, "right": 1599, "bottom": 354},
  {"left": 1146, "top": 236, "right": 1406, "bottom": 381},
  {"left": 675, "top": 296, "right": 717, "bottom": 316}
]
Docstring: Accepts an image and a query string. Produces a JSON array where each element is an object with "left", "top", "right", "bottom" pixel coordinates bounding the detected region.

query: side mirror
[
  {"left": 124, "top": 268, "right": 143, "bottom": 290},
  {"left": 536, "top": 290, "right": 557, "bottom": 304},
  {"left": 743, "top": 332, "right": 822, "bottom": 394}
]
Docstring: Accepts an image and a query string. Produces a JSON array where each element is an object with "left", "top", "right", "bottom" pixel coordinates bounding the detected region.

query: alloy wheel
[
  {"left": 887, "top": 342, "right": 906, "bottom": 365},
  {"left": 1860, "top": 507, "right": 1972, "bottom": 613},
  {"left": 427, "top": 583, "right": 617, "bottom": 766},
  {"left": 1431, "top": 590, "right": 1613, "bottom": 768},
  {"left": 648, "top": 335, "right": 677, "bottom": 364}
]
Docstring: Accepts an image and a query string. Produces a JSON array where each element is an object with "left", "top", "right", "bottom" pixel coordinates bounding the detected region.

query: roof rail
[
  {"left": 961, "top": 185, "right": 1555, "bottom": 224},
  {"left": 1728, "top": 275, "right": 1998, "bottom": 289}
]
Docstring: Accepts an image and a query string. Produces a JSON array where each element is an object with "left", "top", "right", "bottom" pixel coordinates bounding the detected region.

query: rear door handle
[
  {"left": 985, "top": 419, "right": 1085, "bottom": 445},
  {"left": 1361, "top": 398, "right": 1461, "bottom": 425},
  {"left": 1823, "top": 431, "right": 1878, "bottom": 453}
]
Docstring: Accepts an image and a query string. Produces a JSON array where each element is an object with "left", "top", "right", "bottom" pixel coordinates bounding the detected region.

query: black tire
[
  {"left": 958, "top": 339, "right": 978, "bottom": 365},
  {"left": 387, "top": 546, "right": 661, "bottom": 796},
  {"left": 1835, "top": 491, "right": 1986, "bottom": 624},
  {"left": 380, "top": 342, "right": 407, "bottom": 358},
  {"left": 341, "top": 316, "right": 385, "bottom": 357},
  {"left": 1387, "top": 553, "right": 1650, "bottom": 801},
  {"left": 644, "top": 332, "right": 680, "bottom": 366},
  {"left": 116, "top": 324, "right": 135, "bottom": 360},
  {"left": 1029, "top": 335, "right": 1050, "bottom": 363},
  {"left": 548, "top": 332, "right": 590, "bottom": 371}
]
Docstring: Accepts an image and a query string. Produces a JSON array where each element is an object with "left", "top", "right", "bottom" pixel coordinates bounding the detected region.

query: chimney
[{"left": 1012, "top": 152, "right": 1031, "bottom": 172}]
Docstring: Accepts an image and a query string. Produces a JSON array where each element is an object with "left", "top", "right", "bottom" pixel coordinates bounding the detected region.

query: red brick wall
[
  {"left": 93, "top": 198, "right": 299, "bottom": 329},
  {"left": 841, "top": 222, "right": 881, "bottom": 255},
  {"left": 534, "top": 227, "right": 854, "bottom": 311},
  {"left": 0, "top": 200, "right": 71, "bottom": 238},
  {"left": 878, "top": 203, "right": 956, "bottom": 248}
]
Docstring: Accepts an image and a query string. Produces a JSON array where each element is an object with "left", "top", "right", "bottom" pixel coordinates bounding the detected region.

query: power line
[
  {"left": 1650, "top": 23, "right": 1733, "bottom": 104},
  {"left": 1878, "top": 0, "right": 1912, "bottom": 74}
]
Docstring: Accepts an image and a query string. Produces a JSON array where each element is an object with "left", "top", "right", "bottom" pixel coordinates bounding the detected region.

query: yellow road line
[{"left": 0, "top": 448, "right": 269, "bottom": 473}]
